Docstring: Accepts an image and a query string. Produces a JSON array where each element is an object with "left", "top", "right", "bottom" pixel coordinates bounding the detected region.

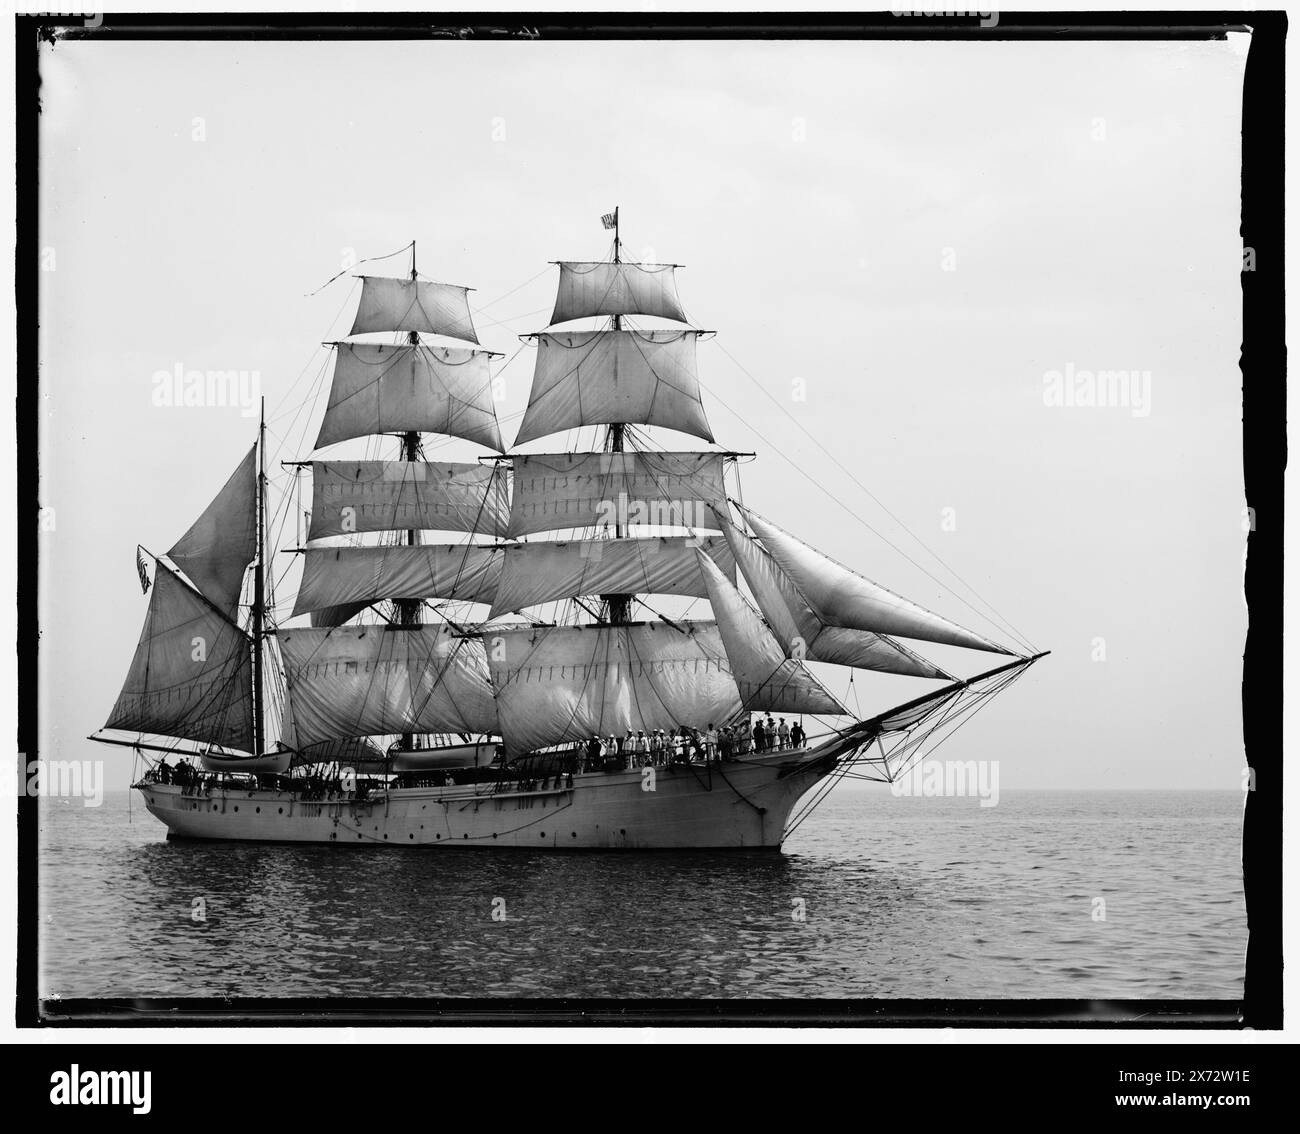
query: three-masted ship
[{"left": 92, "top": 212, "right": 1045, "bottom": 849}]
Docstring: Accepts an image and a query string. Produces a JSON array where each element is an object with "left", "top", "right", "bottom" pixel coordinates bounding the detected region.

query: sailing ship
[{"left": 91, "top": 211, "right": 1045, "bottom": 849}]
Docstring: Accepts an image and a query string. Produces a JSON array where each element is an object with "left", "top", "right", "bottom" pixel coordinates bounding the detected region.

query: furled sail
[
  {"left": 348, "top": 275, "right": 480, "bottom": 344},
  {"left": 721, "top": 519, "right": 949, "bottom": 679},
  {"left": 488, "top": 535, "right": 736, "bottom": 619},
  {"left": 314, "top": 343, "right": 504, "bottom": 452},
  {"left": 695, "top": 551, "right": 846, "bottom": 717},
  {"left": 104, "top": 569, "right": 254, "bottom": 752},
  {"left": 166, "top": 445, "right": 257, "bottom": 616},
  {"left": 549, "top": 261, "right": 687, "bottom": 326},
  {"left": 308, "top": 460, "right": 510, "bottom": 540},
  {"left": 293, "top": 544, "right": 502, "bottom": 617},
  {"left": 736, "top": 505, "right": 1010, "bottom": 654},
  {"left": 483, "top": 621, "right": 741, "bottom": 754},
  {"left": 513, "top": 330, "right": 713, "bottom": 447},
  {"left": 507, "top": 451, "right": 727, "bottom": 538},
  {"left": 279, "top": 624, "right": 498, "bottom": 747}
]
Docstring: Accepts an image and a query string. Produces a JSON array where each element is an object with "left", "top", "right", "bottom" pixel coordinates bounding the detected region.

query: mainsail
[
  {"left": 279, "top": 625, "right": 497, "bottom": 747},
  {"left": 483, "top": 621, "right": 740, "bottom": 755}
]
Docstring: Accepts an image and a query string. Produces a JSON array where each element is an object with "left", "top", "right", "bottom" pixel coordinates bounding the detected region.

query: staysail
[
  {"left": 104, "top": 568, "right": 254, "bottom": 752},
  {"left": 483, "top": 621, "right": 740, "bottom": 754},
  {"left": 695, "top": 550, "right": 846, "bottom": 716},
  {"left": 720, "top": 518, "right": 949, "bottom": 678},
  {"left": 166, "top": 445, "right": 258, "bottom": 616},
  {"left": 279, "top": 624, "right": 498, "bottom": 747},
  {"left": 736, "top": 505, "right": 1010, "bottom": 654}
]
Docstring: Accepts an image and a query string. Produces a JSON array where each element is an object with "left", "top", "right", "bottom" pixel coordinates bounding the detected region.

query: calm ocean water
[{"left": 38, "top": 788, "right": 1245, "bottom": 1000}]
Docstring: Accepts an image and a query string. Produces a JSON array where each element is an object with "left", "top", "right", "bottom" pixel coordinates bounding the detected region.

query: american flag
[
  {"left": 136, "top": 547, "right": 151, "bottom": 595},
  {"left": 601, "top": 211, "right": 617, "bottom": 230}
]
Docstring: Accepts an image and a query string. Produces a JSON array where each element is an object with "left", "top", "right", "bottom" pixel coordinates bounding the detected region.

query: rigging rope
[
  {"left": 303, "top": 242, "right": 414, "bottom": 297},
  {"left": 694, "top": 353, "right": 1036, "bottom": 656}
]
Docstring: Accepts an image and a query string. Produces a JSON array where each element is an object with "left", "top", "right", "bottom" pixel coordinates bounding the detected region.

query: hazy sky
[{"left": 37, "top": 34, "right": 1248, "bottom": 789}]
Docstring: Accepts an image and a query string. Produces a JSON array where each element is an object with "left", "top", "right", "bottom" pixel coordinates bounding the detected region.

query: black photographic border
[{"left": 15, "top": 9, "right": 1284, "bottom": 1032}]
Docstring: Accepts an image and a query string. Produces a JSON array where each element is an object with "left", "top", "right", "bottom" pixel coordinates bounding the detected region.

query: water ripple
[{"left": 38, "top": 789, "right": 1245, "bottom": 999}]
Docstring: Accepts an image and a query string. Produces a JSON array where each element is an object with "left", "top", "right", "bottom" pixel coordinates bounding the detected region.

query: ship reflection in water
[{"left": 40, "top": 788, "right": 1245, "bottom": 1000}]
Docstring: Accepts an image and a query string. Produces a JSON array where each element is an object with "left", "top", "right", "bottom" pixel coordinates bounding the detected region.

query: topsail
[
  {"left": 314, "top": 343, "right": 503, "bottom": 452},
  {"left": 513, "top": 330, "right": 713, "bottom": 447},
  {"left": 507, "top": 451, "right": 727, "bottom": 539},
  {"left": 308, "top": 460, "right": 510, "bottom": 541}
]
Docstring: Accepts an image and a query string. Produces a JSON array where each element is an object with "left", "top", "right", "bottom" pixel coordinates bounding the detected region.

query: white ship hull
[{"left": 137, "top": 749, "right": 835, "bottom": 850}]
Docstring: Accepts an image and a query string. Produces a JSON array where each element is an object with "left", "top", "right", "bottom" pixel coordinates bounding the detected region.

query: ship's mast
[
  {"left": 603, "top": 206, "right": 632, "bottom": 626},
  {"left": 396, "top": 241, "right": 422, "bottom": 749},
  {"left": 252, "top": 397, "right": 266, "bottom": 755}
]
